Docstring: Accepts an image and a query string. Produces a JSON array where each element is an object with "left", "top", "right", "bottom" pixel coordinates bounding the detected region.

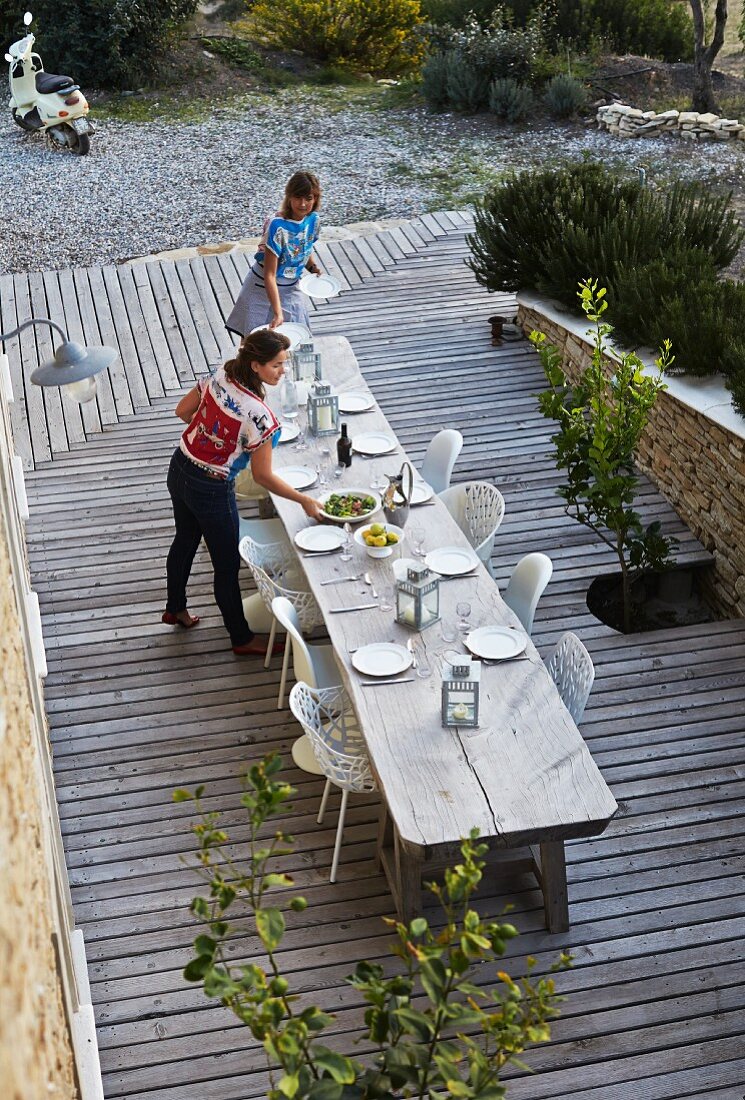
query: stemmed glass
[
  {"left": 456, "top": 601, "right": 472, "bottom": 636},
  {"left": 410, "top": 525, "right": 426, "bottom": 560},
  {"left": 341, "top": 522, "right": 353, "bottom": 562},
  {"left": 292, "top": 406, "right": 308, "bottom": 453},
  {"left": 369, "top": 462, "right": 386, "bottom": 492}
]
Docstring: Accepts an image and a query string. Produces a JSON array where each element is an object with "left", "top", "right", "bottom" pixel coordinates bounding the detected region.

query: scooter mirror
[
  {"left": 24, "top": 12, "right": 33, "bottom": 26},
  {"left": 4, "top": 53, "right": 13, "bottom": 62}
]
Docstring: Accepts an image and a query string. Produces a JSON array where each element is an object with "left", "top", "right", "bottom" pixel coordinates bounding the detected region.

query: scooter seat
[{"left": 35, "top": 71, "right": 77, "bottom": 94}]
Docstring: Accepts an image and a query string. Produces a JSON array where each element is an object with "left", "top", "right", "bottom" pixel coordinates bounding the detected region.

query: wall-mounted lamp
[{"left": 0, "top": 317, "right": 117, "bottom": 403}]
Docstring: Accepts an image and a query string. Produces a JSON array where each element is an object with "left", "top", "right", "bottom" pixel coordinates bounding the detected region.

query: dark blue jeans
[{"left": 166, "top": 449, "right": 253, "bottom": 646}]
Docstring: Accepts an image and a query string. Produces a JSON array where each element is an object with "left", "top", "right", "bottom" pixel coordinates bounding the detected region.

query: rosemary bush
[
  {"left": 488, "top": 78, "right": 534, "bottom": 122},
  {"left": 543, "top": 73, "right": 587, "bottom": 117},
  {"left": 175, "top": 755, "right": 570, "bottom": 1100}
]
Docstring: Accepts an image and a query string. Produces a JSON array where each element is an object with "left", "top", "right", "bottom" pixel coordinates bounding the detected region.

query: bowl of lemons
[{"left": 354, "top": 522, "right": 405, "bottom": 559}]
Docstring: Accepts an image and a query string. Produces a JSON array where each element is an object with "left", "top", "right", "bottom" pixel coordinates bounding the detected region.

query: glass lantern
[
  {"left": 307, "top": 381, "right": 339, "bottom": 436},
  {"left": 395, "top": 563, "right": 440, "bottom": 631},
  {"left": 292, "top": 348, "right": 322, "bottom": 384},
  {"left": 441, "top": 651, "right": 480, "bottom": 728}
]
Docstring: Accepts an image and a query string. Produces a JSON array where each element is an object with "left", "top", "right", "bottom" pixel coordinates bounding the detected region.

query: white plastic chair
[
  {"left": 438, "top": 481, "right": 505, "bottom": 576},
  {"left": 239, "top": 535, "right": 320, "bottom": 668},
  {"left": 235, "top": 465, "right": 287, "bottom": 563},
  {"left": 289, "top": 682, "right": 376, "bottom": 883},
  {"left": 272, "top": 595, "right": 341, "bottom": 712},
  {"left": 419, "top": 429, "right": 463, "bottom": 494},
  {"left": 546, "top": 631, "right": 595, "bottom": 723},
  {"left": 502, "top": 552, "right": 553, "bottom": 635}
]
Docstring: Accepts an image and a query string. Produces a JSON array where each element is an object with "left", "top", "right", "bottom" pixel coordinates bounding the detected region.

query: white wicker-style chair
[
  {"left": 238, "top": 535, "right": 320, "bottom": 670},
  {"left": 502, "top": 552, "right": 553, "bottom": 636},
  {"left": 546, "top": 631, "right": 595, "bottom": 724},
  {"left": 289, "top": 682, "right": 377, "bottom": 882},
  {"left": 438, "top": 481, "right": 505, "bottom": 576},
  {"left": 419, "top": 429, "right": 463, "bottom": 494}
]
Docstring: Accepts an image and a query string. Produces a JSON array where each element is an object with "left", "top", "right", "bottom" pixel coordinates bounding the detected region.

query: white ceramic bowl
[
  {"left": 354, "top": 523, "right": 405, "bottom": 559},
  {"left": 317, "top": 488, "right": 382, "bottom": 524}
]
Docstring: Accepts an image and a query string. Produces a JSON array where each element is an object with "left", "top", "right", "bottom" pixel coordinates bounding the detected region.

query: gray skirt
[{"left": 225, "top": 267, "right": 311, "bottom": 338}]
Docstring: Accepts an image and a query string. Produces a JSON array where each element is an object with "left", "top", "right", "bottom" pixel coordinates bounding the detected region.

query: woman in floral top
[
  {"left": 162, "top": 328, "right": 323, "bottom": 655},
  {"left": 226, "top": 170, "right": 323, "bottom": 338}
]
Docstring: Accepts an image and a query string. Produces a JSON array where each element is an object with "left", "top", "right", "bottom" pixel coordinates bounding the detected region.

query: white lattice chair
[
  {"left": 546, "top": 631, "right": 595, "bottom": 724},
  {"left": 419, "top": 429, "right": 463, "bottom": 494},
  {"left": 234, "top": 465, "right": 287, "bottom": 563},
  {"left": 289, "top": 682, "right": 377, "bottom": 883},
  {"left": 438, "top": 480, "right": 505, "bottom": 577},
  {"left": 502, "top": 552, "right": 553, "bottom": 636}
]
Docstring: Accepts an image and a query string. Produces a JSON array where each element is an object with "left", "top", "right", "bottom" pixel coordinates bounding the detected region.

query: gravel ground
[{"left": 3, "top": 86, "right": 745, "bottom": 274}]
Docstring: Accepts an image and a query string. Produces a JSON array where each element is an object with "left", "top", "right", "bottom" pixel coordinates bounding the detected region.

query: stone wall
[
  {"left": 518, "top": 297, "right": 745, "bottom": 618},
  {"left": 597, "top": 101, "right": 745, "bottom": 142}
]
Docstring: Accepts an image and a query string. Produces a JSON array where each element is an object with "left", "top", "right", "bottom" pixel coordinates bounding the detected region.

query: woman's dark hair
[
  {"left": 280, "top": 170, "right": 322, "bottom": 219},
  {"left": 225, "top": 329, "right": 291, "bottom": 398}
]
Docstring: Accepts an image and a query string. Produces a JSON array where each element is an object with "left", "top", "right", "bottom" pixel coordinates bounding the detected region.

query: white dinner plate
[
  {"left": 466, "top": 626, "right": 527, "bottom": 661},
  {"left": 317, "top": 488, "right": 382, "bottom": 523},
  {"left": 338, "top": 391, "right": 375, "bottom": 414},
  {"left": 352, "top": 431, "right": 398, "bottom": 457},
  {"left": 425, "top": 546, "right": 480, "bottom": 577},
  {"left": 298, "top": 272, "right": 341, "bottom": 299},
  {"left": 294, "top": 526, "right": 346, "bottom": 553},
  {"left": 250, "top": 321, "right": 311, "bottom": 349},
  {"left": 410, "top": 480, "right": 434, "bottom": 505},
  {"left": 352, "top": 642, "right": 412, "bottom": 678},
  {"left": 279, "top": 421, "right": 300, "bottom": 443},
  {"left": 279, "top": 465, "right": 316, "bottom": 491}
]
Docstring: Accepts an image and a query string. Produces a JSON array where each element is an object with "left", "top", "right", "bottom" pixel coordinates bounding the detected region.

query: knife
[
  {"left": 329, "top": 603, "right": 379, "bottom": 613},
  {"left": 361, "top": 677, "right": 416, "bottom": 686}
]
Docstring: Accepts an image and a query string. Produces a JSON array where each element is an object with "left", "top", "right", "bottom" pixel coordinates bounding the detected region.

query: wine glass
[
  {"left": 333, "top": 463, "right": 345, "bottom": 480},
  {"left": 317, "top": 462, "right": 329, "bottom": 487},
  {"left": 410, "top": 525, "right": 425, "bottom": 559},
  {"left": 456, "top": 601, "right": 472, "bottom": 636},
  {"left": 368, "top": 461, "right": 380, "bottom": 490},
  {"left": 341, "top": 522, "right": 353, "bottom": 562}
]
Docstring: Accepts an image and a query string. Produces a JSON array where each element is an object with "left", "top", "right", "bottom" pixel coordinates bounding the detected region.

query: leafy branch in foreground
[
  {"left": 175, "top": 754, "right": 571, "bottom": 1099},
  {"left": 533, "top": 279, "right": 677, "bottom": 633}
]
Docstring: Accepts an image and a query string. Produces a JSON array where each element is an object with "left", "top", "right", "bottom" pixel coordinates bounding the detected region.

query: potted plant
[
  {"left": 174, "top": 755, "right": 570, "bottom": 1100},
  {"left": 533, "top": 280, "right": 679, "bottom": 633}
]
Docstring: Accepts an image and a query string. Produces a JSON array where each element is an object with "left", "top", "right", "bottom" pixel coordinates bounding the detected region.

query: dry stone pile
[{"left": 597, "top": 101, "right": 745, "bottom": 141}]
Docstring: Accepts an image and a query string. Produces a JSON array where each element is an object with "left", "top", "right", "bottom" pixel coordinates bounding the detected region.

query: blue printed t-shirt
[
  {"left": 180, "top": 366, "right": 281, "bottom": 481},
  {"left": 254, "top": 212, "right": 320, "bottom": 284}
]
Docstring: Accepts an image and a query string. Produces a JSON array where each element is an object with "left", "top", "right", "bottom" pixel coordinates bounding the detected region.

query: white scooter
[{"left": 6, "top": 11, "right": 94, "bottom": 154}]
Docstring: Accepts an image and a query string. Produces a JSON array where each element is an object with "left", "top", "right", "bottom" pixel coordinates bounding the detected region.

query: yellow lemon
[
  {"left": 369, "top": 523, "right": 385, "bottom": 536},
  {"left": 373, "top": 535, "right": 388, "bottom": 547},
  {"left": 386, "top": 532, "right": 399, "bottom": 545}
]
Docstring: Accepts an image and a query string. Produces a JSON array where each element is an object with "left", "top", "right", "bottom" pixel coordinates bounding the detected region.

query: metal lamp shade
[
  {"left": 395, "top": 563, "right": 440, "bottom": 631},
  {"left": 30, "top": 340, "right": 117, "bottom": 387}
]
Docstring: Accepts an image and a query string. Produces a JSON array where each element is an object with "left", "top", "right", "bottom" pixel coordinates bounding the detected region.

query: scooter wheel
[{"left": 72, "top": 131, "right": 90, "bottom": 156}]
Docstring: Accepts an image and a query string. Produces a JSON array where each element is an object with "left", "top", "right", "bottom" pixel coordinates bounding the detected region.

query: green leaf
[
  {"left": 409, "top": 917, "right": 428, "bottom": 938},
  {"left": 183, "top": 955, "right": 212, "bottom": 982},
  {"left": 256, "top": 907, "right": 285, "bottom": 951},
  {"left": 307, "top": 1082, "right": 344, "bottom": 1100},
  {"left": 394, "top": 1006, "right": 435, "bottom": 1040},
  {"left": 172, "top": 788, "right": 192, "bottom": 802},
  {"left": 311, "top": 1046, "right": 357, "bottom": 1084},
  {"left": 194, "top": 935, "right": 217, "bottom": 958},
  {"left": 419, "top": 957, "right": 447, "bottom": 1003},
  {"left": 278, "top": 1073, "right": 299, "bottom": 1098}
]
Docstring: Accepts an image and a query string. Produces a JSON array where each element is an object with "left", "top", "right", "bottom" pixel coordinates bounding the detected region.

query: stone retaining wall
[
  {"left": 597, "top": 101, "right": 745, "bottom": 141},
  {"left": 517, "top": 296, "right": 745, "bottom": 618}
]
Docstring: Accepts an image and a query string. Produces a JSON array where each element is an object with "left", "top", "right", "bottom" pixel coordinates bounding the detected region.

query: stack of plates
[
  {"left": 465, "top": 626, "right": 527, "bottom": 660},
  {"left": 279, "top": 465, "right": 316, "bottom": 491},
  {"left": 293, "top": 527, "right": 346, "bottom": 553},
  {"left": 424, "top": 546, "right": 479, "bottom": 576},
  {"left": 352, "top": 432, "right": 397, "bottom": 457},
  {"left": 351, "top": 643, "right": 412, "bottom": 677}
]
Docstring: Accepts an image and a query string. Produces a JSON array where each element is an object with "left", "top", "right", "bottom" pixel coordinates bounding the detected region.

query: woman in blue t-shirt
[{"left": 226, "top": 170, "right": 323, "bottom": 339}]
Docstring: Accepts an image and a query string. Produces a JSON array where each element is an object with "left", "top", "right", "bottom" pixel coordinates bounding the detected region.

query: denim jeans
[{"left": 166, "top": 448, "right": 253, "bottom": 646}]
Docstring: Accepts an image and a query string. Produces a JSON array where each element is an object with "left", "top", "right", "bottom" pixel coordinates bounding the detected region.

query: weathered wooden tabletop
[{"left": 269, "top": 334, "right": 617, "bottom": 862}]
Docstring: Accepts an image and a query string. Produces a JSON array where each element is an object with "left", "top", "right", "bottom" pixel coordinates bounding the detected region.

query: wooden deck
[{"left": 12, "top": 212, "right": 745, "bottom": 1098}]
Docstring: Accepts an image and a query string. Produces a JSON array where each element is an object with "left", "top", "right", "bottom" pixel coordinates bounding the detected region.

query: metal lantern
[
  {"left": 395, "top": 563, "right": 440, "bottom": 631},
  {"left": 441, "top": 651, "right": 480, "bottom": 728},
  {"left": 307, "top": 381, "right": 339, "bottom": 436},
  {"left": 292, "top": 348, "right": 322, "bottom": 384}
]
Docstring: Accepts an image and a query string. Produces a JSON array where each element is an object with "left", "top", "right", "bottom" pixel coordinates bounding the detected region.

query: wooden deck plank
[
  {"left": 20, "top": 214, "right": 745, "bottom": 1099},
  {"left": 56, "top": 267, "right": 103, "bottom": 440},
  {"left": 10, "top": 271, "right": 53, "bottom": 465}
]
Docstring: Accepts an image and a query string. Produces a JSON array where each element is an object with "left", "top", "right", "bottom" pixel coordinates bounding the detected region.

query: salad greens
[{"left": 322, "top": 492, "right": 377, "bottom": 518}]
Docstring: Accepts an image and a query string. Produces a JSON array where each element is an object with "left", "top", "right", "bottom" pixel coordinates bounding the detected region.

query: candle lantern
[
  {"left": 292, "top": 348, "right": 322, "bottom": 384},
  {"left": 307, "top": 381, "right": 339, "bottom": 436},
  {"left": 441, "top": 651, "right": 480, "bottom": 728},
  {"left": 395, "top": 563, "right": 440, "bottom": 631}
]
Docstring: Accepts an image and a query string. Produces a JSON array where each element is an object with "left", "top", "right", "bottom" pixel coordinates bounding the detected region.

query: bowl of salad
[{"left": 317, "top": 488, "right": 381, "bottom": 524}]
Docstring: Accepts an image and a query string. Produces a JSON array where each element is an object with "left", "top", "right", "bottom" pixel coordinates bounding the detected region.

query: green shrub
[
  {"left": 446, "top": 48, "right": 490, "bottom": 110},
  {"left": 8, "top": 0, "right": 199, "bottom": 89},
  {"left": 544, "top": 72, "right": 587, "bottom": 116},
  {"left": 468, "top": 161, "right": 745, "bottom": 397},
  {"left": 501, "top": 0, "right": 693, "bottom": 61},
  {"left": 421, "top": 50, "right": 451, "bottom": 109},
  {"left": 489, "top": 76, "right": 534, "bottom": 121},
  {"left": 420, "top": 0, "right": 498, "bottom": 24},
  {"left": 423, "top": 10, "right": 545, "bottom": 84},
  {"left": 243, "top": 0, "right": 423, "bottom": 75}
]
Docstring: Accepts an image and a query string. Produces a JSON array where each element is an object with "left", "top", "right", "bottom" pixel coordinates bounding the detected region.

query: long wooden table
[{"left": 268, "top": 334, "right": 617, "bottom": 931}]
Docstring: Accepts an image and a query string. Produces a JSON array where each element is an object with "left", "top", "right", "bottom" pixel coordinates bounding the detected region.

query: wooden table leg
[
  {"left": 394, "top": 831, "right": 423, "bottom": 925},
  {"left": 531, "top": 840, "right": 569, "bottom": 933},
  {"left": 375, "top": 804, "right": 392, "bottom": 874}
]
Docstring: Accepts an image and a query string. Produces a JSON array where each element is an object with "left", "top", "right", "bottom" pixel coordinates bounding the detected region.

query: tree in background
[{"left": 689, "top": 0, "right": 728, "bottom": 112}]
